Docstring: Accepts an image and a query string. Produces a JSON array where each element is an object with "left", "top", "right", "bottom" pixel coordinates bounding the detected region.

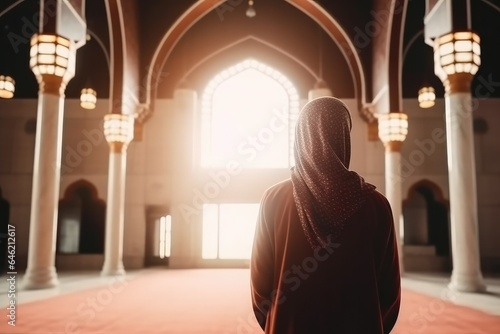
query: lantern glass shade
[
  {"left": 80, "top": 88, "right": 97, "bottom": 109},
  {"left": 378, "top": 112, "right": 409, "bottom": 143},
  {"left": 30, "top": 34, "right": 76, "bottom": 82},
  {"left": 434, "top": 31, "right": 480, "bottom": 81},
  {"left": 246, "top": 0, "right": 256, "bottom": 17},
  {"left": 0, "top": 75, "right": 15, "bottom": 99},
  {"left": 418, "top": 86, "right": 436, "bottom": 108},
  {"left": 103, "top": 114, "right": 134, "bottom": 144}
]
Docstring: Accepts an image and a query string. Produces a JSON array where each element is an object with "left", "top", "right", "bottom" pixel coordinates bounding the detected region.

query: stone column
[
  {"left": 23, "top": 34, "right": 76, "bottom": 289},
  {"left": 434, "top": 32, "right": 485, "bottom": 292},
  {"left": 101, "top": 114, "right": 134, "bottom": 276},
  {"left": 384, "top": 141, "right": 405, "bottom": 273},
  {"left": 169, "top": 88, "right": 198, "bottom": 268},
  {"left": 442, "top": 73, "right": 485, "bottom": 291},
  {"left": 378, "top": 112, "right": 408, "bottom": 273}
]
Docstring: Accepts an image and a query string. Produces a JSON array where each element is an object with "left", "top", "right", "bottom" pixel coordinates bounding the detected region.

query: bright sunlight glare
[
  {"left": 202, "top": 203, "right": 260, "bottom": 260},
  {"left": 201, "top": 59, "right": 299, "bottom": 168}
]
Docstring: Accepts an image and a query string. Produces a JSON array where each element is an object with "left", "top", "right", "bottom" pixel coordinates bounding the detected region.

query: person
[{"left": 250, "top": 97, "right": 401, "bottom": 333}]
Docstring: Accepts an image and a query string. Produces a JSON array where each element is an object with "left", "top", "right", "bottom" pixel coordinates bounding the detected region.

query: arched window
[
  {"left": 200, "top": 59, "right": 300, "bottom": 168},
  {"left": 57, "top": 180, "right": 106, "bottom": 254}
]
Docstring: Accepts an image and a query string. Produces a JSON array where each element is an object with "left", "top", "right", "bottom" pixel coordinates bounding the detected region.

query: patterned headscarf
[{"left": 291, "top": 97, "right": 376, "bottom": 248}]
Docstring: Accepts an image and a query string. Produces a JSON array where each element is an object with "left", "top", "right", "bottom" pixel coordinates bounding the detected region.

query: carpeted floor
[{"left": 1, "top": 269, "right": 499, "bottom": 333}]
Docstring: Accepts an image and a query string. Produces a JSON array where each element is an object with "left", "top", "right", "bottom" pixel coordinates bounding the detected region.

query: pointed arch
[
  {"left": 62, "top": 179, "right": 102, "bottom": 201},
  {"left": 405, "top": 179, "right": 448, "bottom": 206},
  {"left": 58, "top": 180, "right": 106, "bottom": 254},
  {"left": 105, "top": 0, "right": 125, "bottom": 114},
  {"left": 182, "top": 36, "right": 319, "bottom": 82},
  {"left": 143, "top": 0, "right": 365, "bottom": 118},
  {"left": 200, "top": 58, "right": 300, "bottom": 168},
  {"left": 404, "top": 179, "right": 450, "bottom": 257}
]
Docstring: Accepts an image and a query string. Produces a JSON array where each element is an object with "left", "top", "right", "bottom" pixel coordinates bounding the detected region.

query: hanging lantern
[
  {"left": 418, "top": 86, "right": 436, "bottom": 108},
  {"left": 30, "top": 33, "right": 76, "bottom": 83},
  {"left": 103, "top": 114, "right": 134, "bottom": 144},
  {"left": 80, "top": 88, "right": 97, "bottom": 109},
  {"left": 0, "top": 75, "right": 15, "bottom": 99},
  {"left": 433, "top": 31, "right": 480, "bottom": 81},
  {"left": 246, "top": 0, "right": 256, "bottom": 18}
]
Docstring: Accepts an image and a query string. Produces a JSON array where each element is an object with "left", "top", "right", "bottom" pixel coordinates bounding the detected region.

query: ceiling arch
[
  {"left": 144, "top": 0, "right": 222, "bottom": 111},
  {"left": 105, "top": 0, "right": 126, "bottom": 114},
  {"left": 142, "top": 0, "right": 366, "bottom": 121},
  {"left": 285, "top": 0, "right": 366, "bottom": 108},
  {"left": 387, "top": 0, "right": 408, "bottom": 112},
  {"left": 165, "top": 35, "right": 338, "bottom": 101},
  {"left": 0, "top": 0, "right": 24, "bottom": 19},
  {"left": 182, "top": 35, "right": 319, "bottom": 83}
]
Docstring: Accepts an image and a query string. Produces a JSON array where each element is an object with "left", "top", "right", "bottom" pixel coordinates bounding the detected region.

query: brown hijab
[{"left": 291, "top": 97, "right": 376, "bottom": 248}]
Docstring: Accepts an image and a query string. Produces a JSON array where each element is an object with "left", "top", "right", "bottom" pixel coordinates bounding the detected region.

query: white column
[
  {"left": 101, "top": 144, "right": 127, "bottom": 275},
  {"left": 444, "top": 76, "right": 485, "bottom": 292},
  {"left": 23, "top": 84, "right": 65, "bottom": 289},
  {"left": 169, "top": 88, "right": 197, "bottom": 268},
  {"left": 22, "top": 33, "right": 76, "bottom": 289},
  {"left": 101, "top": 115, "right": 134, "bottom": 276},
  {"left": 384, "top": 144, "right": 404, "bottom": 273},
  {"left": 432, "top": 31, "right": 484, "bottom": 292},
  {"left": 378, "top": 112, "right": 408, "bottom": 274}
]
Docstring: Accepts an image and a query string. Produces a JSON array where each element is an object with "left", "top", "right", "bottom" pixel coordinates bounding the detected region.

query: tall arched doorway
[
  {"left": 200, "top": 58, "right": 299, "bottom": 169},
  {"left": 57, "top": 180, "right": 106, "bottom": 257},
  {"left": 403, "top": 180, "right": 451, "bottom": 272},
  {"left": 198, "top": 59, "right": 300, "bottom": 263}
]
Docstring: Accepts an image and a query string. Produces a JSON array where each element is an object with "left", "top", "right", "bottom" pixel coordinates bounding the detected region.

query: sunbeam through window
[{"left": 201, "top": 59, "right": 299, "bottom": 169}]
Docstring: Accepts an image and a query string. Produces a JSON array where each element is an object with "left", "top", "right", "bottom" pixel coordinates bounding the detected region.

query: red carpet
[{"left": 1, "top": 269, "right": 499, "bottom": 333}]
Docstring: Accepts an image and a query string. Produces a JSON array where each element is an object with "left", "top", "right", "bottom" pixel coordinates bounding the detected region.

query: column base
[
  {"left": 22, "top": 266, "right": 59, "bottom": 290},
  {"left": 449, "top": 271, "right": 486, "bottom": 293},
  {"left": 101, "top": 263, "right": 126, "bottom": 276}
]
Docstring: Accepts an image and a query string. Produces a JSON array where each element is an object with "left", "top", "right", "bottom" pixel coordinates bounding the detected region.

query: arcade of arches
[{"left": 0, "top": 0, "right": 499, "bottom": 297}]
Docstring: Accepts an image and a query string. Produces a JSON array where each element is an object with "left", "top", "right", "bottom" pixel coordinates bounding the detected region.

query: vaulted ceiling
[{"left": 1, "top": 0, "right": 499, "bottom": 107}]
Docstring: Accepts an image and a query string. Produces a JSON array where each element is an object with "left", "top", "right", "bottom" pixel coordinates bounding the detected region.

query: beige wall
[
  {"left": 401, "top": 98, "right": 500, "bottom": 271},
  {"left": 0, "top": 96, "right": 499, "bottom": 272}
]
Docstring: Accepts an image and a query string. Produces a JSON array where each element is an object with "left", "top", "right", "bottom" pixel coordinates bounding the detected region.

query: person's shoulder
[
  {"left": 367, "top": 188, "right": 390, "bottom": 206},
  {"left": 364, "top": 188, "right": 394, "bottom": 223},
  {"left": 355, "top": 183, "right": 390, "bottom": 212},
  {"left": 261, "top": 179, "right": 292, "bottom": 203}
]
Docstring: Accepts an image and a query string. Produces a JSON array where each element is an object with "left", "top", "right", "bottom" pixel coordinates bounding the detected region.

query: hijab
[{"left": 291, "top": 97, "right": 376, "bottom": 248}]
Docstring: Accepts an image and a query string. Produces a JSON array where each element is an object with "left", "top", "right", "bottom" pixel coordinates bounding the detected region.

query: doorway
[
  {"left": 145, "top": 208, "right": 172, "bottom": 267},
  {"left": 403, "top": 180, "right": 451, "bottom": 271}
]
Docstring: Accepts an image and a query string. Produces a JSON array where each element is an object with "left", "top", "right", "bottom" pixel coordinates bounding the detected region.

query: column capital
[
  {"left": 103, "top": 114, "right": 134, "bottom": 153},
  {"left": 38, "top": 74, "right": 67, "bottom": 96},
  {"left": 442, "top": 72, "right": 473, "bottom": 94},
  {"left": 383, "top": 141, "right": 403, "bottom": 152},
  {"left": 108, "top": 142, "right": 127, "bottom": 153}
]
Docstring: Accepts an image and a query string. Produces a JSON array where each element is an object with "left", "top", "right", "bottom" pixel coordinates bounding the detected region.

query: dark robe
[{"left": 251, "top": 179, "right": 401, "bottom": 333}]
